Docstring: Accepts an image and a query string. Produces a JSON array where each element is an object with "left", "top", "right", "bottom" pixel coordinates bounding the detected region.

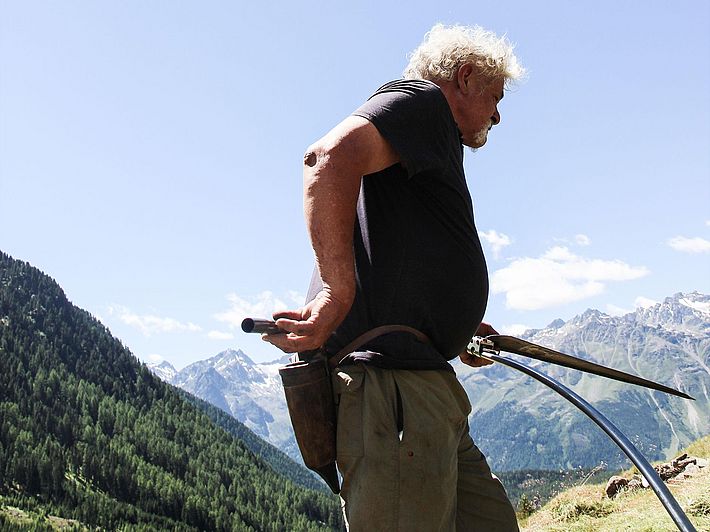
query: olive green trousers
[{"left": 333, "top": 364, "right": 519, "bottom": 532}]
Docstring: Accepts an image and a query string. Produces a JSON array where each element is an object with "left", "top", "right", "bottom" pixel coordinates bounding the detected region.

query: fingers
[
  {"left": 475, "top": 321, "right": 499, "bottom": 336},
  {"left": 262, "top": 309, "right": 325, "bottom": 353},
  {"left": 262, "top": 331, "right": 323, "bottom": 353},
  {"left": 467, "top": 357, "right": 494, "bottom": 367},
  {"left": 459, "top": 351, "right": 494, "bottom": 368},
  {"left": 274, "top": 317, "right": 316, "bottom": 336},
  {"left": 273, "top": 309, "right": 305, "bottom": 320},
  {"left": 261, "top": 290, "right": 350, "bottom": 354}
]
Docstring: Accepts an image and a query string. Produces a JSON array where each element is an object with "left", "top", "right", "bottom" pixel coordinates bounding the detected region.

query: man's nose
[{"left": 491, "top": 109, "right": 501, "bottom": 126}]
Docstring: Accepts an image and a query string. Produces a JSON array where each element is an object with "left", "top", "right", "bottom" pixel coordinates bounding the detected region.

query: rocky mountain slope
[
  {"left": 153, "top": 351, "right": 300, "bottom": 460},
  {"left": 151, "top": 292, "right": 710, "bottom": 471},
  {"left": 460, "top": 291, "right": 709, "bottom": 470}
]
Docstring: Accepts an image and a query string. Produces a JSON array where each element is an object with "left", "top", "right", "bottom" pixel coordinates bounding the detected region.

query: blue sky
[{"left": 2, "top": 1, "right": 708, "bottom": 368}]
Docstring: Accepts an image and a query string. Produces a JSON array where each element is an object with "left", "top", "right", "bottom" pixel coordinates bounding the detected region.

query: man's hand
[
  {"left": 474, "top": 322, "right": 498, "bottom": 337},
  {"left": 261, "top": 289, "right": 352, "bottom": 353},
  {"left": 459, "top": 350, "right": 494, "bottom": 367},
  {"left": 459, "top": 321, "right": 499, "bottom": 368}
]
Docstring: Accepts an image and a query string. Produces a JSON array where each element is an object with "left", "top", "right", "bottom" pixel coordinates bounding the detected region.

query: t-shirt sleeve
[{"left": 352, "top": 80, "right": 458, "bottom": 178}]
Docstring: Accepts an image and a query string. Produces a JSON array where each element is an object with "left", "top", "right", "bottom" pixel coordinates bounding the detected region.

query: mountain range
[
  {"left": 152, "top": 350, "right": 301, "bottom": 461},
  {"left": 151, "top": 292, "right": 710, "bottom": 472},
  {"left": 462, "top": 291, "right": 709, "bottom": 470}
]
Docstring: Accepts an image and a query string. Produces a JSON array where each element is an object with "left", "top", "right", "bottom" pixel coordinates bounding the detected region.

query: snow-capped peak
[
  {"left": 679, "top": 295, "right": 710, "bottom": 318},
  {"left": 635, "top": 292, "right": 710, "bottom": 335},
  {"left": 147, "top": 360, "right": 177, "bottom": 382}
]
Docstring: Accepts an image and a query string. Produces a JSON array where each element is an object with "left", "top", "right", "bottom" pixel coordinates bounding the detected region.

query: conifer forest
[{"left": 0, "top": 251, "right": 344, "bottom": 530}]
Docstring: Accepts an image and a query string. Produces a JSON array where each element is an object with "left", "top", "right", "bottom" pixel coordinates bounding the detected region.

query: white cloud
[
  {"left": 207, "top": 330, "right": 234, "bottom": 340},
  {"left": 214, "top": 290, "right": 306, "bottom": 329},
  {"left": 667, "top": 236, "right": 710, "bottom": 254},
  {"left": 575, "top": 234, "right": 591, "bottom": 246},
  {"left": 706, "top": 220, "right": 710, "bottom": 227},
  {"left": 606, "top": 296, "right": 657, "bottom": 317},
  {"left": 287, "top": 290, "right": 306, "bottom": 306},
  {"left": 606, "top": 304, "right": 632, "bottom": 316},
  {"left": 107, "top": 305, "right": 202, "bottom": 336},
  {"left": 478, "top": 229, "right": 512, "bottom": 259},
  {"left": 501, "top": 323, "right": 533, "bottom": 336},
  {"left": 147, "top": 353, "right": 164, "bottom": 363},
  {"left": 634, "top": 296, "right": 658, "bottom": 309},
  {"left": 490, "top": 246, "right": 649, "bottom": 311}
]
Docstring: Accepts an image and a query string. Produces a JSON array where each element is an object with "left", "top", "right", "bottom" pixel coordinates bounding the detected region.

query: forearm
[
  {"left": 303, "top": 146, "right": 360, "bottom": 307},
  {"left": 263, "top": 117, "right": 398, "bottom": 352}
]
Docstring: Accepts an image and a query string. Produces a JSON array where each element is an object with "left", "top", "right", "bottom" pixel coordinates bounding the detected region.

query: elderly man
[{"left": 265, "top": 24, "right": 524, "bottom": 531}]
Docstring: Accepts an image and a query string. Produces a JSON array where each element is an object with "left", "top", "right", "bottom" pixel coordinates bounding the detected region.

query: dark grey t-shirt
[{"left": 308, "top": 79, "right": 489, "bottom": 371}]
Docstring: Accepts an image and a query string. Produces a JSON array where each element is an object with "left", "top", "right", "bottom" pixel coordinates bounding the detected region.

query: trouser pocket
[{"left": 333, "top": 365, "right": 366, "bottom": 458}]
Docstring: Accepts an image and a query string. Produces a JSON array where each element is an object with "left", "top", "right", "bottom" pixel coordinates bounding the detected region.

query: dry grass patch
[
  {"left": 1, "top": 505, "right": 33, "bottom": 526},
  {"left": 46, "top": 514, "right": 83, "bottom": 529},
  {"left": 1, "top": 502, "right": 86, "bottom": 530},
  {"left": 521, "top": 463, "right": 709, "bottom": 531},
  {"left": 685, "top": 435, "right": 710, "bottom": 460}
]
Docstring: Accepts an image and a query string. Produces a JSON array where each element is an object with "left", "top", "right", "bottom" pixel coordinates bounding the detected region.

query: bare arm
[{"left": 264, "top": 115, "right": 399, "bottom": 353}]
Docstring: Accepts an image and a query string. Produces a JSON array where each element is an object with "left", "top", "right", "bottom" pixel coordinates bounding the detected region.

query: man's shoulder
[
  {"left": 367, "top": 78, "right": 443, "bottom": 101},
  {"left": 353, "top": 78, "right": 460, "bottom": 175},
  {"left": 357, "top": 78, "right": 450, "bottom": 124}
]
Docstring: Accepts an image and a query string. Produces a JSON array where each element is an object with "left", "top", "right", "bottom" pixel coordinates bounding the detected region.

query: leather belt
[{"left": 329, "top": 325, "right": 430, "bottom": 370}]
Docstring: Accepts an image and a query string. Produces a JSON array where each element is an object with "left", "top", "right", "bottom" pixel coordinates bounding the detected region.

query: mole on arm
[{"left": 304, "top": 152, "right": 317, "bottom": 167}]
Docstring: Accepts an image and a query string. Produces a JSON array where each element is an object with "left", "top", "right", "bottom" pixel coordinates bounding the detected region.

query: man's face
[{"left": 457, "top": 75, "right": 505, "bottom": 149}]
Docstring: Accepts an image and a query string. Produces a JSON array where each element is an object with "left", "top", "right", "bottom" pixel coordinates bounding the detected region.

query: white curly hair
[{"left": 404, "top": 23, "right": 525, "bottom": 86}]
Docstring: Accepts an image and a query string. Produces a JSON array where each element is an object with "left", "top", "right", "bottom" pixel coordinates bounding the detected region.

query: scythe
[{"left": 467, "top": 336, "right": 697, "bottom": 532}]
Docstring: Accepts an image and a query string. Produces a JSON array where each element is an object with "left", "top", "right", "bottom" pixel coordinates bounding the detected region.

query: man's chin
[
  {"left": 465, "top": 138, "right": 487, "bottom": 152},
  {"left": 466, "top": 131, "right": 489, "bottom": 150}
]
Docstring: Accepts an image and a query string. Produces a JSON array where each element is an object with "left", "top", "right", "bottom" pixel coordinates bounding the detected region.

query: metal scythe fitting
[{"left": 467, "top": 336, "right": 498, "bottom": 357}]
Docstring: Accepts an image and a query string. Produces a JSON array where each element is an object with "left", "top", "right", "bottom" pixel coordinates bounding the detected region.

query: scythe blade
[{"left": 478, "top": 335, "right": 693, "bottom": 400}]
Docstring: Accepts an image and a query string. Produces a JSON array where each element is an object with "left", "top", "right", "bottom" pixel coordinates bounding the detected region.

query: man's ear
[{"left": 457, "top": 63, "right": 476, "bottom": 94}]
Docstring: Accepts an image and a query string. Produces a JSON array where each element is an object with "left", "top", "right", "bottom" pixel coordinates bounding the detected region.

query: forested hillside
[
  {"left": 178, "top": 390, "right": 325, "bottom": 492},
  {"left": 0, "top": 251, "right": 343, "bottom": 530}
]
